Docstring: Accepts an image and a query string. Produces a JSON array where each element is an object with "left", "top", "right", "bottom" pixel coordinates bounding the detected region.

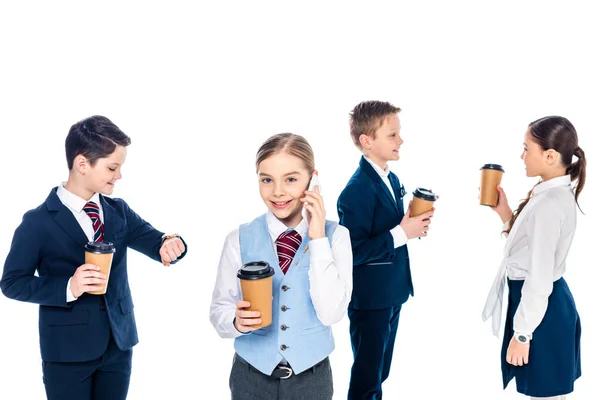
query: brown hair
[
  {"left": 255, "top": 133, "right": 315, "bottom": 173},
  {"left": 505, "top": 116, "right": 586, "bottom": 233},
  {"left": 349, "top": 101, "right": 401, "bottom": 148}
]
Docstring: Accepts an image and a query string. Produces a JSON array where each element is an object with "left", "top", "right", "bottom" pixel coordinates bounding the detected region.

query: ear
[
  {"left": 73, "top": 154, "right": 89, "bottom": 175},
  {"left": 358, "top": 134, "right": 372, "bottom": 150},
  {"left": 544, "top": 149, "right": 560, "bottom": 166}
]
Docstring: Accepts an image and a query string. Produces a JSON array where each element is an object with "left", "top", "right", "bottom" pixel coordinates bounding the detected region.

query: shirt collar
[
  {"left": 363, "top": 156, "right": 390, "bottom": 179},
  {"left": 266, "top": 211, "right": 308, "bottom": 243},
  {"left": 533, "top": 175, "right": 571, "bottom": 196},
  {"left": 56, "top": 182, "right": 101, "bottom": 213}
]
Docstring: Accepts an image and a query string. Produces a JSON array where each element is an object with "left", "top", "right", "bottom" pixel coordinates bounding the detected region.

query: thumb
[{"left": 497, "top": 185, "right": 506, "bottom": 197}]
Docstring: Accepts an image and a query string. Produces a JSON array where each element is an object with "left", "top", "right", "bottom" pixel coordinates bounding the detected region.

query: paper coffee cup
[
  {"left": 85, "top": 242, "right": 115, "bottom": 295},
  {"left": 237, "top": 261, "right": 275, "bottom": 328},
  {"left": 480, "top": 164, "right": 504, "bottom": 206},
  {"left": 409, "top": 188, "right": 436, "bottom": 217}
]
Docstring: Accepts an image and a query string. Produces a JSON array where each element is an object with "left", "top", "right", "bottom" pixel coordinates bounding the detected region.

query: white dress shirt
[
  {"left": 483, "top": 175, "right": 577, "bottom": 337},
  {"left": 363, "top": 156, "right": 408, "bottom": 248},
  {"left": 56, "top": 182, "right": 104, "bottom": 302},
  {"left": 210, "top": 211, "right": 353, "bottom": 339}
]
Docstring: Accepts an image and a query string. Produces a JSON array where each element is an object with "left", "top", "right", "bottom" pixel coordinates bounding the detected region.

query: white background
[{"left": 1, "top": 1, "right": 598, "bottom": 399}]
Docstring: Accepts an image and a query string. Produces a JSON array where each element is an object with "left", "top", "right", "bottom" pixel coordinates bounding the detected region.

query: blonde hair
[{"left": 255, "top": 133, "right": 315, "bottom": 173}]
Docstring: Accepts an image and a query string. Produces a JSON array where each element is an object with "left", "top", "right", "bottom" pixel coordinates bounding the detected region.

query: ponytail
[{"left": 568, "top": 146, "right": 586, "bottom": 205}]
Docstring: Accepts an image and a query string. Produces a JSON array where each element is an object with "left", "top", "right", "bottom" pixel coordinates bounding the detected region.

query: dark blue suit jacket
[
  {"left": 337, "top": 157, "right": 413, "bottom": 310},
  {"left": 0, "top": 188, "right": 187, "bottom": 362}
]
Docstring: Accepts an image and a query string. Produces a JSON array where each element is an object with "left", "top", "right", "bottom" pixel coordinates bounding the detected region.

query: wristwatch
[
  {"left": 161, "top": 233, "right": 181, "bottom": 245},
  {"left": 514, "top": 332, "right": 532, "bottom": 344}
]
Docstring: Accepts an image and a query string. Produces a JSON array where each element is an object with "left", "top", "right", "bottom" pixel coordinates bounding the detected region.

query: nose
[
  {"left": 397, "top": 136, "right": 404, "bottom": 146},
  {"left": 116, "top": 169, "right": 123, "bottom": 180},
  {"left": 520, "top": 151, "right": 525, "bottom": 160},
  {"left": 274, "top": 182, "right": 285, "bottom": 197}
]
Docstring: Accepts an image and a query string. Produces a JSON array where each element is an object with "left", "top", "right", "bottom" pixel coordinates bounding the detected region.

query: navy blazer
[
  {"left": 0, "top": 188, "right": 187, "bottom": 362},
  {"left": 337, "top": 157, "right": 413, "bottom": 310}
]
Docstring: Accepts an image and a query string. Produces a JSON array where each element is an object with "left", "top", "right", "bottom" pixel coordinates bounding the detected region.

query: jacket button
[
  {"left": 280, "top": 345, "right": 288, "bottom": 351},
  {"left": 100, "top": 304, "right": 106, "bottom": 311},
  {"left": 281, "top": 285, "right": 289, "bottom": 292},
  {"left": 280, "top": 325, "right": 288, "bottom": 331},
  {"left": 281, "top": 305, "right": 288, "bottom": 312}
]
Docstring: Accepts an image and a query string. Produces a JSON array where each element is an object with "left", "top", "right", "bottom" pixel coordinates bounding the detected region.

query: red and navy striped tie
[
  {"left": 275, "top": 230, "right": 302, "bottom": 274},
  {"left": 83, "top": 201, "right": 104, "bottom": 242}
]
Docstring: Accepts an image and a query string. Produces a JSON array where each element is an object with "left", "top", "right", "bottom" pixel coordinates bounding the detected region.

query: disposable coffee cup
[
  {"left": 237, "top": 261, "right": 275, "bottom": 328},
  {"left": 480, "top": 164, "right": 505, "bottom": 206},
  {"left": 85, "top": 242, "right": 115, "bottom": 295},
  {"left": 409, "top": 188, "right": 437, "bottom": 217}
]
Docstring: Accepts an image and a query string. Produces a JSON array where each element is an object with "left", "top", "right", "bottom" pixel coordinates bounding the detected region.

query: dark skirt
[{"left": 502, "top": 278, "right": 581, "bottom": 397}]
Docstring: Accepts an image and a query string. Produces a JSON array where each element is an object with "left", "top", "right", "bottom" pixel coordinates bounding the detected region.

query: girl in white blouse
[{"left": 482, "top": 116, "right": 586, "bottom": 400}]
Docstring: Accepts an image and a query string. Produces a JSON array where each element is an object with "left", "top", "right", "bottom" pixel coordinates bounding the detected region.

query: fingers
[
  {"left": 77, "top": 263, "right": 101, "bottom": 272},
  {"left": 237, "top": 309, "right": 261, "bottom": 319},
  {"left": 235, "top": 301, "right": 262, "bottom": 327},
  {"left": 176, "top": 239, "right": 185, "bottom": 253},
  {"left": 523, "top": 353, "right": 529, "bottom": 365},
  {"left": 78, "top": 270, "right": 107, "bottom": 280},
  {"left": 303, "top": 189, "right": 324, "bottom": 211},
  {"left": 236, "top": 301, "right": 251, "bottom": 309}
]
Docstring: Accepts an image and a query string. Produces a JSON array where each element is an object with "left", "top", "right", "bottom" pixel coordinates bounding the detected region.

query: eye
[
  {"left": 108, "top": 167, "right": 116, "bottom": 172},
  {"left": 286, "top": 177, "right": 297, "bottom": 183},
  {"left": 261, "top": 177, "right": 272, "bottom": 184}
]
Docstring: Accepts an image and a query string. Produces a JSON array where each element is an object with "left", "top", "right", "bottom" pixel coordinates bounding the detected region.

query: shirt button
[
  {"left": 281, "top": 285, "right": 289, "bottom": 292},
  {"left": 280, "top": 345, "right": 288, "bottom": 351},
  {"left": 280, "top": 325, "right": 288, "bottom": 331},
  {"left": 281, "top": 305, "right": 288, "bottom": 312}
]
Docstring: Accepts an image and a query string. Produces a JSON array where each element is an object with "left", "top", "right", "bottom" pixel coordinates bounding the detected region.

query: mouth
[{"left": 271, "top": 200, "right": 292, "bottom": 209}]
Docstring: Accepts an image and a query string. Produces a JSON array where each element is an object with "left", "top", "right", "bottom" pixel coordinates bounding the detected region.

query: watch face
[{"left": 517, "top": 335, "right": 527, "bottom": 343}]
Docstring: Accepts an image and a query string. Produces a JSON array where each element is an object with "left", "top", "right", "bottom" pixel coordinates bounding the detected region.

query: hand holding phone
[{"left": 302, "top": 171, "right": 326, "bottom": 240}]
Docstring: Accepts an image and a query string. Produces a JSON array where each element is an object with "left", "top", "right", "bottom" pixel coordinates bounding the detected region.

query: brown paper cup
[
  {"left": 480, "top": 164, "right": 505, "bottom": 207},
  {"left": 409, "top": 188, "right": 436, "bottom": 217},
  {"left": 84, "top": 242, "right": 115, "bottom": 295},
  {"left": 238, "top": 261, "right": 275, "bottom": 328}
]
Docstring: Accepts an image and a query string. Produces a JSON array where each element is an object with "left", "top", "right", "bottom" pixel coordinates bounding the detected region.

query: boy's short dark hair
[
  {"left": 349, "top": 101, "right": 401, "bottom": 148},
  {"left": 65, "top": 116, "right": 131, "bottom": 170}
]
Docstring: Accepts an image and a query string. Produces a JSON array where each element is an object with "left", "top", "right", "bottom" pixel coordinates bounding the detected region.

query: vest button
[
  {"left": 281, "top": 285, "right": 289, "bottom": 291},
  {"left": 280, "top": 325, "right": 288, "bottom": 331},
  {"left": 281, "top": 305, "right": 288, "bottom": 312},
  {"left": 280, "top": 345, "right": 288, "bottom": 351}
]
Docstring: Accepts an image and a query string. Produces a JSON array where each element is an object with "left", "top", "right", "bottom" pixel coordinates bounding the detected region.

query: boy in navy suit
[
  {"left": 1, "top": 116, "right": 187, "bottom": 400},
  {"left": 337, "top": 101, "right": 434, "bottom": 399}
]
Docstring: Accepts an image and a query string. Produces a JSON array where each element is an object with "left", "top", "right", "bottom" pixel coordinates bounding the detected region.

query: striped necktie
[
  {"left": 83, "top": 201, "right": 104, "bottom": 242},
  {"left": 275, "top": 230, "right": 302, "bottom": 274}
]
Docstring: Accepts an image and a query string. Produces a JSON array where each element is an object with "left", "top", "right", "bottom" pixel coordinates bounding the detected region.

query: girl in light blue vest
[{"left": 210, "top": 133, "right": 353, "bottom": 400}]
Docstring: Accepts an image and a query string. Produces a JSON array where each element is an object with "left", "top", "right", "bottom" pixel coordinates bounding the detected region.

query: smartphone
[{"left": 302, "top": 173, "right": 320, "bottom": 221}]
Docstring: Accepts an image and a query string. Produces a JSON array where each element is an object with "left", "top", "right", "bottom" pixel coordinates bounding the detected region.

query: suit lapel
[
  {"left": 359, "top": 157, "right": 400, "bottom": 216},
  {"left": 100, "top": 195, "right": 118, "bottom": 242},
  {"left": 388, "top": 173, "right": 405, "bottom": 214},
  {"left": 46, "top": 188, "right": 89, "bottom": 247}
]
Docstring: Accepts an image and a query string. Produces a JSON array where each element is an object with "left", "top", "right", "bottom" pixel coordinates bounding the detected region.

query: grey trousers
[{"left": 229, "top": 354, "right": 334, "bottom": 400}]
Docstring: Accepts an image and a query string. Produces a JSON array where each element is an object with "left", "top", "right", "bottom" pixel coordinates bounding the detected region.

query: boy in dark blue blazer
[
  {"left": 337, "top": 101, "right": 434, "bottom": 400},
  {"left": 0, "top": 116, "right": 187, "bottom": 400}
]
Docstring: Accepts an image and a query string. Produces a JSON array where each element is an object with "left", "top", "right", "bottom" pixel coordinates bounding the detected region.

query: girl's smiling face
[{"left": 257, "top": 151, "right": 311, "bottom": 228}]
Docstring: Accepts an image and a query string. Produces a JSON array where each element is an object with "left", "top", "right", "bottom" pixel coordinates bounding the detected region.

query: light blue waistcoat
[{"left": 234, "top": 214, "right": 338, "bottom": 375}]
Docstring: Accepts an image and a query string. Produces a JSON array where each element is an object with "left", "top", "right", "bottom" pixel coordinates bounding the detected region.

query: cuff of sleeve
[
  {"left": 309, "top": 237, "right": 333, "bottom": 261},
  {"left": 390, "top": 226, "right": 408, "bottom": 248},
  {"left": 66, "top": 277, "right": 78, "bottom": 303}
]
